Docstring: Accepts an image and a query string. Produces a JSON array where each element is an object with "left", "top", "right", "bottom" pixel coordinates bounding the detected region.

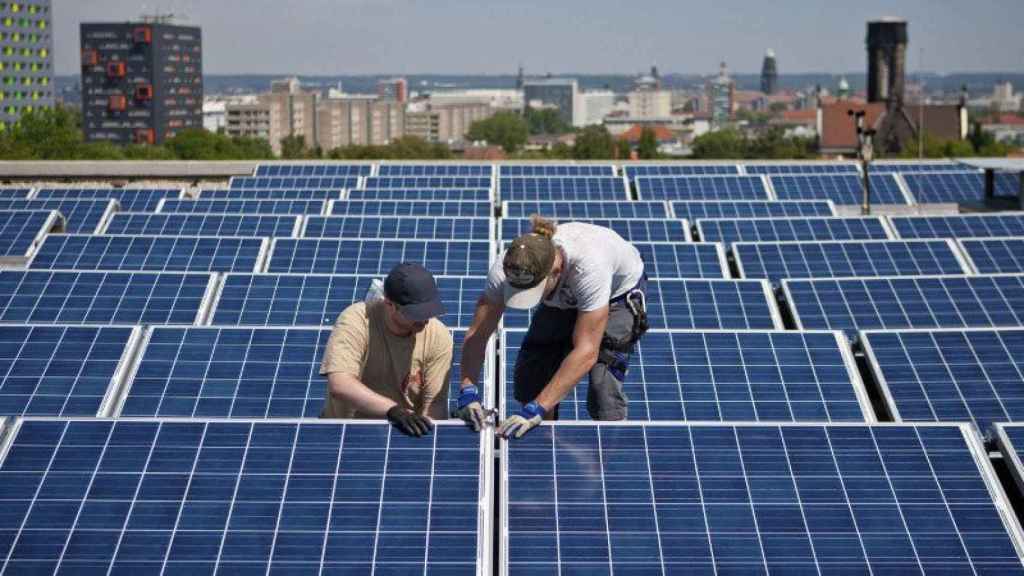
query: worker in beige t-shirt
[{"left": 320, "top": 262, "right": 453, "bottom": 437}]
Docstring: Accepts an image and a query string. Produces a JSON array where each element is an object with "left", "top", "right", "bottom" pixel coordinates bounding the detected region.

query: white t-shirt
[{"left": 485, "top": 222, "right": 645, "bottom": 312}]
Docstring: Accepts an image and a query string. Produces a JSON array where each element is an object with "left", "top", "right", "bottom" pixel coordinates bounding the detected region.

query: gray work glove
[{"left": 453, "top": 385, "right": 486, "bottom": 432}]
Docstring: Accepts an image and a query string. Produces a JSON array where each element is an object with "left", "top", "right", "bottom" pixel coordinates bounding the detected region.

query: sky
[{"left": 54, "top": 0, "right": 1024, "bottom": 76}]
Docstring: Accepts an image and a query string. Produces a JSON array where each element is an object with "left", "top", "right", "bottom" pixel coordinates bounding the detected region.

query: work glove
[
  {"left": 498, "top": 401, "right": 546, "bottom": 439},
  {"left": 386, "top": 406, "right": 433, "bottom": 437},
  {"left": 453, "top": 385, "right": 486, "bottom": 432}
]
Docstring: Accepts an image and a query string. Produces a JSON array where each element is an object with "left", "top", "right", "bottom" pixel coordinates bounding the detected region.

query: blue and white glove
[
  {"left": 453, "top": 385, "right": 486, "bottom": 432},
  {"left": 498, "top": 401, "right": 546, "bottom": 439}
]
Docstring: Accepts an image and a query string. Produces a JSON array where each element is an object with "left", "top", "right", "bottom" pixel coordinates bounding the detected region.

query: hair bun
[{"left": 529, "top": 214, "right": 557, "bottom": 238}]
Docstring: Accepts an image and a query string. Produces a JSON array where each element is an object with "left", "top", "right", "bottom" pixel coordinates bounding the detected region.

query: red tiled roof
[
  {"left": 779, "top": 109, "right": 817, "bottom": 124},
  {"left": 618, "top": 125, "right": 675, "bottom": 143},
  {"left": 988, "top": 114, "right": 1024, "bottom": 126},
  {"left": 820, "top": 102, "right": 886, "bottom": 151}
]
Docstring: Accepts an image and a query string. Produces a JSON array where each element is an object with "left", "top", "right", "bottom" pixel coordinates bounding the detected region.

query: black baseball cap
[{"left": 383, "top": 262, "right": 445, "bottom": 322}]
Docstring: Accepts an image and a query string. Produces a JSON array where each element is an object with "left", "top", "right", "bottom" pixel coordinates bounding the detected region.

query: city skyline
[{"left": 54, "top": 0, "right": 1024, "bottom": 77}]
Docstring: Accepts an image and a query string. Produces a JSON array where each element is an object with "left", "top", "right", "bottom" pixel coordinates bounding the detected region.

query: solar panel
[
  {"left": 501, "top": 330, "right": 871, "bottom": 421},
  {"left": 862, "top": 328, "right": 1024, "bottom": 434},
  {"left": 670, "top": 200, "right": 836, "bottom": 220},
  {"left": 783, "top": 275, "right": 1024, "bottom": 338},
  {"left": 745, "top": 162, "right": 859, "bottom": 174},
  {"left": 33, "top": 188, "right": 184, "bottom": 212},
  {"left": 872, "top": 161, "right": 965, "bottom": 172},
  {"left": 769, "top": 174, "right": 909, "bottom": 205},
  {"left": 501, "top": 218, "right": 689, "bottom": 243},
  {"left": 377, "top": 164, "right": 493, "bottom": 176},
  {"left": 697, "top": 217, "right": 892, "bottom": 245},
  {"left": 0, "top": 418, "right": 490, "bottom": 574},
  {"left": 503, "top": 201, "right": 669, "bottom": 219},
  {"left": 735, "top": 239, "right": 969, "bottom": 283},
  {"left": 634, "top": 242, "right": 728, "bottom": 279},
  {"left": 635, "top": 176, "right": 770, "bottom": 201},
  {"left": 960, "top": 237, "right": 1024, "bottom": 274},
  {"left": 624, "top": 164, "right": 740, "bottom": 178},
  {"left": 0, "top": 188, "right": 33, "bottom": 199},
  {"left": 0, "top": 270, "right": 217, "bottom": 325},
  {"left": 501, "top": 279, "right": 781, "bottom": 330},
  {"left": 104, "top": 213, "right": 301, "bottom": 238},
  {"left": 0, "top": 325, "right": 141, "bottom": 416},
  {"left": 363, "top": 176, "right": 493, "bottom": 189},
  {"left": 29, "top": 235, "right": 268, "bottom": 273},
  {"left": 903, "top": 171, "right": 1021, "bottom": 203},
  {"left": 501, "top": 164, "right": 616, "bottom": 176},
  {"left": 229, "top": 176, "right": 359, "bottom": 190},
  {"left": 498, "top": 177, "right": 629, "bottom": 201},
  {"left": 890, "top": 213, "right": 1024, "bottom": 239},
  {"left": 330, "top": 200, "right": 492, "bottom": 217},
  {"left": 504, "top": 422, "right": 1024, "bottom": 575},
  {"left": 303, "top": 216, "right": 493, "bottom": 241},
  {"left": 198, "top": 189, "right": 344, "bottom": 200},
  {"left": 347, "top": 188, "right": 492, "bottom": 201},
  {"left": 267, "top": 239, "right": 492, "bottom": 276},
  {"left": 209, "top": 274, "right": 485, "bottom": 328},
  {"left": 0, "top": 198, "right": 118, "bottom": 234},
  {"left": 0, "top": 210, "right": 62, "bottom": 262},
  {"left": 116, "top": 326, "right": 492, "bottom": 418},
  {"left": 158, "top": 199, "right": 326, "bottom": 216},
  {"left": 254, "top": 163, "right": 372, "bottom": 177}
]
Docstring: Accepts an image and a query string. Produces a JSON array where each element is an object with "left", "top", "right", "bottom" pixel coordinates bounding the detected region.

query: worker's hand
[
  {"left": 453, "top": 385, "right": 486, "bottom": 432},
  {"left": 386, "top": 406, "right": 433, "bottom": 437},
  {"left": 498, "top": 401, "right": 546, "bottom": 440}
]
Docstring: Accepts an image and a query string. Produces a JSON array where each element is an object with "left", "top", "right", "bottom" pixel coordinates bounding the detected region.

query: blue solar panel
[
  {"left": 502, "top": 330, "right": 871, "bottom": 420},
  {"left": 254, "top": 163, "right": 372, "bottom": 177},
  {"left": 159, "top": 199, "right": 325, "bottom": 215},
  {"left": 671, "top": 200, "right": 836, "bottom": 220},
  {"left": 903, "top": 171, "right": 1021, "bottom": 203},
  {"left": 229, "top": 176, "right": 358, "bottom": 190},
  {"left": 330, "top": 200, "right": 492, "bottom": 217},
  {"left": 117, "top": 326, "right": 490, "bottom": 418},
  {"left": 625, "top": 164, "right": 740, "bottom": 178},
  {"left": 504, "top": 201, "right": 669, "bottom": 219},
  {"left": 267, "top": 239, "right": 492, "bottom": 276},
  {"left": 784, "top": 275, "right": 1024, "bottom": 338},
  {"left": 501, "top": 164, "right": 615, "bottom": 176},
  {"left": 303, "top": 216, "right": 492, "bottom": 241},
  {"left": 0, "top": 188, "right": 33, "bottom": 198},
  {"left": 210, "top": 274, "right": 484, "bottom": 328},
  {"left": 505, "top": 422, "right": 1024, "bottom": 575},
  {"left": 498, "top": 177, "right": 628, "bottom": 201},
  {"left": 698, "top": 217, "right": 892, "bottom": 244},
  {"left": 501, "top": 279, "right": 781, "bottom": 330},
  {"left": 0, "top": 418, "right": 487, "bottom": 573},
  {"left": 33, "top": 188, "right": 183, "bottom": 212},
  {"left": 198, "top": 189, "right": 344, "bottom": 200},
  {"left": 0, "top": 325, "right": 140, "bottom": 416},
  {"left": 863, "top": 328, "right": 1024, "bottom": 434},
  {"left": 0, "top": 210, "right": 61, "bottom": 260},
  {"left": 635, "top": 242, "right": 728, "bottom": 279},
  {"left": 890, "top": 213, "right": 1024, "bottom": 239},
  {"left": 745, "top": 162, "right": 859, "bottom": 174},
  {"left": 769, "top": 174, "right": 909, "bottom": 205},
  {"left": 29, "top": 235, "right": 268, "bottom": 273},
  {"left": 347, "top": 188, "right": 492, "bottom": 201},
  {"left": 872, "top": 162, "right": 964, "bottom": 172},
  {"left": 104, "top": 213, "right": 300, "bottom": 237},
  {"left": 735, "top": 239, "right": 969, "bottom": 283},
  {"left": 0, "top": 270, "right": 216, "bottom": 325},
  {"left": 363, "top": 176, "right": 493, "bottom": 189},
  {"left": 635, "top": 176, "right": 770, "bottom": 201},
  {"left": 960, "top": 238, "right": 1024, "bottom": 274},
  {"left": 0, "top": 198, "right": 118, "bottom": 234},
  {"left": 378, "top": 164, "right": 493, "bottom": 176},
  {"left": 501, "top": 218, "right": 689, "bottom": 243}
]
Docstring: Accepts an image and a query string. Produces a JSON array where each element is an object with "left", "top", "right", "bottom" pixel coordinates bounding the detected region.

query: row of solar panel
[{"left": 3, "top": 417, "right": 1023, "bottom": 574}]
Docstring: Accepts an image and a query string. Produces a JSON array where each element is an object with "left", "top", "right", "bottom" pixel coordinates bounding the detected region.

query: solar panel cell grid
[
  {"left": 0, "top": 188, "right": 33, "bottom": 198},
  {"left": 267, "top": 239, "right": 492, "bottom": 276},
  {"left": 0, "top": 419, "right": 488, "bottom": 574},
  {"left": 0, "top": 210, "right": 61, "bottom": 260},
  {"left": 635, "top": 242, "right": 728, "bottom": 279},
  {"left": 903, "top": 172, "right": 1020, "bottom": 203},
  {"left": 670, "top": 200, "right": 836, "bottom": 220},
  {"left": 0, "top": 198, "right": 118, "bottom": 234},
  {"left": 635, "top": 175, "right": 770, "bottom": 201},
  {"left": 500, "top": 218, "right": 690, "bottom": 243},
  {"left": 29, "top": 235, "right": 268, "bottom": 273},
  {"left": 229, "top": 176, "right": 359, "bottom": 190},
  {"left": 254, "top": 163, "right": 372, "bottom": 177},
  {"left": 0, "top": 270, "right": 216, "bottom": 326},
  {"left": 377, "top": 164, "right": 493, "bottom": 176},
  {"left": 872, "top": 162, "right": 965, "bottom": 172},
  {"left": 745, "top": 163, "right": 859, "bottom": 174},
  {"left": 159, "top": 199, "right": 326, "bottom": 216},
  {"left": 198, "top": 189, "right": 344, "bottom": 201},
  {"left": 498, "top": 177, "right": 628, "bottom": 201},
  {"left": 769, "top": 174, "right": 909, "bottom": 205},
  {"left": 698, "top": 216, "right": 892, "bottom": 244},
  {"left": 103, "top": 213, "right": 301, "bottom": 238},
  {"left": 625, "top": 164, "right": 740, "bottom": 177},
  {"left": 302, "top": 216, "right": 493, "bottom": 241},
  {"left": 362, "top": 176, "right": 493, "bottom": 189},
  {"left": 347, "top": 189, "right": 492, "bottom": 201},
  {"left": 0, "top": 325, "right": 140, "bottom": 417},
  {"left": 960, "top": 238, "right": 1024, "bottom": 274},
  {"left": 890, "top": 213, "right": 1024, "bottom": 239},
  {"left": 501, "top": 165, "right": 615, "bottom": 176},
  {"left": 330, "top": 200, "right": 492, "bottom": 217},
  {"left": 33, "top": 188, "right": 183, "bottom": 212},
  {"left": 503, "top": 201, "right": 669, "bottom": 219}
]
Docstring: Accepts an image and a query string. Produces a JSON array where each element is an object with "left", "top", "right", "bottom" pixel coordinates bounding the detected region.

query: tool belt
[{"left": 602, "top": 275, "right": 649, "bottom": 353}]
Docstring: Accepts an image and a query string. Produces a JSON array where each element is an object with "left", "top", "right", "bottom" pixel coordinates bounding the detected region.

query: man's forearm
[
  {"left": 459, "top": 334, "right": 488, "bottom": 390},
  {"left": 534, "top": 345, "right": 598, "bottom": 411},
  {"left": 327, "top": 373, "right": 396, "bottom": 417}
]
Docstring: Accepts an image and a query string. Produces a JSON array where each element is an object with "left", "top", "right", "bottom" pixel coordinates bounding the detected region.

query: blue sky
[{"left": 54, "top": 0, "right": 1024, "bottom": 75}]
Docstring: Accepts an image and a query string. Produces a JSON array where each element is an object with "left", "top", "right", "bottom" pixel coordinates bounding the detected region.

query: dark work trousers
[{"left": 512, "top": 284, "right": 646, "bottom": 420}]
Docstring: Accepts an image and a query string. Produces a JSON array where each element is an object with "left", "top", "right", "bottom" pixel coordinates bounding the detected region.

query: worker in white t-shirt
[{"left": 454, "top": 215, "right": 649, "bottom": 438}]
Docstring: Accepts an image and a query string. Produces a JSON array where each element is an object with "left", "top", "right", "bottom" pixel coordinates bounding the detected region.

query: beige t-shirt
[{"left": 319, "top": 301, "right": 453, "bottom": 419}]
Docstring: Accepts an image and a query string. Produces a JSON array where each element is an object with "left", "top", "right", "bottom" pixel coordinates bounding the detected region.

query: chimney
[{"left": 866, "top": 19, "right": 908, "bottom": 107}]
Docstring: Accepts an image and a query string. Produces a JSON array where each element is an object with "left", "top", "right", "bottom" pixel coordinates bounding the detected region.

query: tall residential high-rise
[
  {"left": 760, "top": 50, "right": 778, "bottom": 95},
  {"left": 80, "top": 20, "right": 203, "bottom": 145},
  {"left": 0, "top": 1, "right": 54, "bottom": 132},
  {"left": 225, "top": 77, "right": 319, "bottom": 155},
  {"left": 707, "top": 62, "right": 735, "bottom": 126}
]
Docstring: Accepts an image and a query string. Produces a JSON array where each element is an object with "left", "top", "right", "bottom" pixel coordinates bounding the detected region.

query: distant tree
[
  {"left": 466, "top": 112, "right": 529, "bottom": 153},
  {"left": 524, "top": 108, "right": 571, "bottom": 135},
  {"left": 637, "top": 128, "right": 659, "bottom": 159},
  {"left": 572, "top": 125, "right": 616, "bottom": 159},
  {"left": 747, "top": 127, "right": 815, "bottom": 159},
  {"left": 280, "top": 135, "right": 309, "bottom": 159},
  {"left": 164, "top": 129, "right": 273, "bottom": 160},
  {"left": 690, "top": 129, "right": 747, "bottom": 159},
  {"left": 769, "top": 102, "right": 788, "bottom": 113},
  {"left": 969, "top": 123, "right": 1012, "bottom": 157},
  {"left": 616, "top": 138, "right": 632, "bottom": 160},
  {"left": 0, "top": 105, "right": 85, "bottom": 159},
  {"left": 122, "top": 144, "right": 176, "bottom": 160},
  {"left": 386, "top": 136, "right": 452, "bottom": 159}
]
